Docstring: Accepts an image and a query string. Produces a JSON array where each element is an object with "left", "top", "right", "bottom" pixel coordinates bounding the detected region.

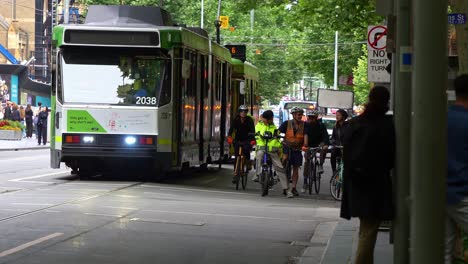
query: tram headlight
[
  {"left": 125, "top": 136, "right": 137, "bottom": 145},
  {"left": 82, "top": 136, "right": 94, "bottom": 143}
]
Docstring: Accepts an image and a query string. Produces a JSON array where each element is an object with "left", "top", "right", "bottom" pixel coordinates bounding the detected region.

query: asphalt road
[{"left": 0, "top": 149, "right": 341, "bottom": 264}]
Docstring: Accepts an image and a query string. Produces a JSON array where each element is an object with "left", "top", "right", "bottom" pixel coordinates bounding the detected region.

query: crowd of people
[
  {"left": 227, "top": 104, "right": 350, "bottom": 198},
  {"left": 227, "top": 74, "right": 468, "bottom": 264},
  {"left": 227, "top": 85, "right": 395, "bottom": 263},
  {"left": 0, "top": 101, "right": 49, "bottom": 145}
]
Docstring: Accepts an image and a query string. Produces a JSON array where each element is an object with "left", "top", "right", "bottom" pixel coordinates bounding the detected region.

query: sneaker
[
  {"left": 318, "top": 164, "right": 324, "bottom": 174},
  {"left": 301, "top": 187, "right": 306, "bottom": 193},
  {"left": 292, "top": 188, "right": 299, "bottom": 196},
  {"left": 252, "top": 175, "right": 259, "bottom": 182},
  {"left": 286, "top": 190, "right": 294, "bottom": 198}
]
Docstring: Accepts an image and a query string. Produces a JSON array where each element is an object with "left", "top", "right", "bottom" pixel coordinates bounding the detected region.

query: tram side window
[
  {"left": 57, "top": 53, "right": 63, "bottom": 103},
  {"left": 158, "top": 60, "right": 171, "bottom": 106}
]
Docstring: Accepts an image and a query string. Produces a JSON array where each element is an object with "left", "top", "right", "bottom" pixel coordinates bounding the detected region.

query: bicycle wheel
[
  {"left": 261, "top": 169, "right": 269, "bottom": 196},
  {"left": 330, "top": 171, "right": 342, "bottom": 201},
  {"left": 241, "top": 157, "right": 247, "bottom": 190},
  {"left": 307, "top": 161, "right": 313, "bottom": 195},
  {"left": 314, "top": 161, "right": 321, "bottom": 194}
]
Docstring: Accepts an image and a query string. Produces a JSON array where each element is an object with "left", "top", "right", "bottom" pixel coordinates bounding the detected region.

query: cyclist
[
  {"left": 278, "top": 106, "right": 309, "bottom": 197},
  {"left": 330, "top": 109, "right": 348, "bottom": 174},
  {"left": 302, "top": 109, "right": 329, "bottom": 193},
  {"left": 253, "top": 110, "right": 293, "bottom": 193},
  {"left": 227, "top": 105, "right": 256, "bottom": 184}
]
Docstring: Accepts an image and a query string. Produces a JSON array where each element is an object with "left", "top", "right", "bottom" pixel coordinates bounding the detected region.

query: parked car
[{"left": 321, "top": 115, "right": 336, "bottom": 137}]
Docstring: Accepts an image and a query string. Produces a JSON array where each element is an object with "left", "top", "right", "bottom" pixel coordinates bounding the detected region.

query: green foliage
[
  {"left": 352, "top": 45, "right": 372, "bottom": 106},
  {"left": 77, "top": 0, "right": 382, "bottom": 104}
]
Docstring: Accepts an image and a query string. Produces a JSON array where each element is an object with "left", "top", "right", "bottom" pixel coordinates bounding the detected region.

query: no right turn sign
[{"left": 367, "top": 25, "right": 390, "bottom": 83}]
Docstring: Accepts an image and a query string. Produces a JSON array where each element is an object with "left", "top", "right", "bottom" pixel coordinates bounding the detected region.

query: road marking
[
  {"left": 101, "top": 206, "right": 138, "bottom": 210},
  {"left": 143, "top": 209, "right": 311, "bottom": 222},
  {"left": 12, "top": 181, "right": 55, "bottom": 184},
  {"left": 113, "top": 195, "right": 138, "bottom": 198},
  {"left": 140, "top": 185, "right": 257, "bottom": 196},
  {"left": 85, "top": 213, "right": 123, "bottom": 218},
  {"left": 129, "top": 218, "right": 205, "bottom": 226},
  {"left": 0, "top": 209, "right": 29, "bottom": 212},
  {"left": 143, "top": 192, "right": 177, "bottom": 196},
  {"left": 12, "top": 203, "right": 54, "bottom": 206},
  {"left": 9, "top": 171, "right": 69, "bottom": 182},
  {"left": 0, "top": 232, "right": 63, "bottom": 257}
]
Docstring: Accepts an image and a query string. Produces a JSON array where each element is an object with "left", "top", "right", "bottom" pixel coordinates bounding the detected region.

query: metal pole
[
  {"left": 333, "top": 31, "right": 338, "bottom": 90},
  {"left": 64, "top": 0, "right": 69, "bottom": 24},
  {"left": 410, "top": 0, "right": 447, "bottom": 263},
  {"left": 11, "top": 0, "right": 16, "bottom": 21},
  {"left": 394, "top": 0, "right": 411, "bottom": 262},
  {"left": 201, "top": 0, "right": 204, "bottom": 28},
  {"left": 250, "top": 9, "right": 254, "bottom": 44},
  {"left": 215, "top": 0, "right": 222, "bottom": 44}
]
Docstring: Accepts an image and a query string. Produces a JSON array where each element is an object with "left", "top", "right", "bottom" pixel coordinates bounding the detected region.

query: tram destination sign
[{"left": 64, "top": 29, "right": 160, "bottom": 47}]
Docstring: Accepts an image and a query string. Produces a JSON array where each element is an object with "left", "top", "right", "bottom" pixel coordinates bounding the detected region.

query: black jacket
[
  {"left": 37, "top": 111, "right": 48, "bottom": 127},
  {"left": 340, "top": 114, "right": 395, "bottom": 220},
  {"left": 330, "top": 121, "right": 348, "bottom": 146},
  {"left": 3, "top": 107, "right": 11, "bottom": 120},
  {"left": 307, "top": 120, "right": 329, "bottom": 147},
  {"left": 228, "top": 115, "right": 255, "bottom": 142},
  {"left": 25, "top": 109, "right": 33, "bottom": 122}
]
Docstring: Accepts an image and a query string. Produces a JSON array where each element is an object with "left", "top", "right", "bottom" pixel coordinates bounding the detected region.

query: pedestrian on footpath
[
  {"left": 340, "top": 86, "right": 395, "bottom": 264},
  {"left": 11, "top": 104, "right": 20, "bottom": 122},
  {"left": 445, "top": 74, "right": 468, "bottom": 264},
  {"left": 37, "top": 107, "right": 48, "bottom": 145},
  {"left": 25, "top": 104, "right": 33, "bottom": 138},
  {"left": 3, "top": 101, "right": 12, "bottom": 120},
  {"left": 34, "top": 102, "right": 42, "bottom": 139}
]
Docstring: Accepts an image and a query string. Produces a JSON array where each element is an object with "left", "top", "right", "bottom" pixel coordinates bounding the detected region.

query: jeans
[
  {"left": 445, "top": 198, "right": 468, "bottom": 264},
  {"left": 255, "top": 148, "right": 288, "bottom": 190}
]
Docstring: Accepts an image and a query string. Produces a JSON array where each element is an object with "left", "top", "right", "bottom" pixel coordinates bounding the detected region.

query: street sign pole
[{"left": 410, "top": 0, "right": 448, "bottom": 263}]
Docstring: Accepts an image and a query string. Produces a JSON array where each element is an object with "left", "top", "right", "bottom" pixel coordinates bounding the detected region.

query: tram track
[{"left": 0, "top": 181, "right": 144, "bottom": 223}]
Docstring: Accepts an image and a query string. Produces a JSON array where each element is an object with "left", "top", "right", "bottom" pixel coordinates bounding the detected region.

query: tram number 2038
[{"left": 136, "top": 97, "right": 157, "bottom": 105}]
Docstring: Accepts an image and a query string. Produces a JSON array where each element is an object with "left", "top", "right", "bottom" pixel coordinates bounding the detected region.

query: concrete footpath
[
  {"left": 0, "top": 137, "right": 49, "bottom": 151},
  {"left": 0, "top": 138, "right": 394, "bottom": 264},
  {"left": 299, "top": 218, "right": 394, "bottom": 264}
]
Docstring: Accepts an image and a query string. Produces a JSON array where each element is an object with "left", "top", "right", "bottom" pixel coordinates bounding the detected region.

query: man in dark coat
[{"left": 340, "top": 86, "right": 395, "bottom": 264}]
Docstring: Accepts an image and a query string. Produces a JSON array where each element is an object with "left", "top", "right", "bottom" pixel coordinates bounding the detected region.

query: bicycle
[
  {"left": 256, "top": 131, "right": 279, "bottom": 196},
  {"left": 233, "top": 142, "right": 248, "bottom": 190},
  {"left": 304, "top": 146, "right": 323, "bottom": 194},
  {"left": 330, "top": 145, "right": 344, "bottom": 201}
]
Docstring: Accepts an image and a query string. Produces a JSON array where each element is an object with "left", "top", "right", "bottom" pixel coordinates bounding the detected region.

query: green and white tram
[{"left": 50, "top": 5, "right": 253, "bottom": 177}]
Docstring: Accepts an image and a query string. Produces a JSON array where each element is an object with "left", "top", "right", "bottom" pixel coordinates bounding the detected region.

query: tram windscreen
[{"left": 60, "top": 47, "right": 171, "bottom": 106}]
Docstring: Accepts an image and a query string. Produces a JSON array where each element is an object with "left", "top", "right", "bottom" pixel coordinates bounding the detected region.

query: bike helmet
[
  {"left": 306, "top": 109, "right": 321, "bottom": 116},
  {"left": 238, "top": 105, "right": 249, "bottom": 112},
  {"left": 290, "top": 107, "right": 304, "bottom": 114},
  {"left": 336, "top": 109, "right": 349, "bottom": 119},
  {"left": 261, "top": 110, "right": 274, "bottom": 119}
]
